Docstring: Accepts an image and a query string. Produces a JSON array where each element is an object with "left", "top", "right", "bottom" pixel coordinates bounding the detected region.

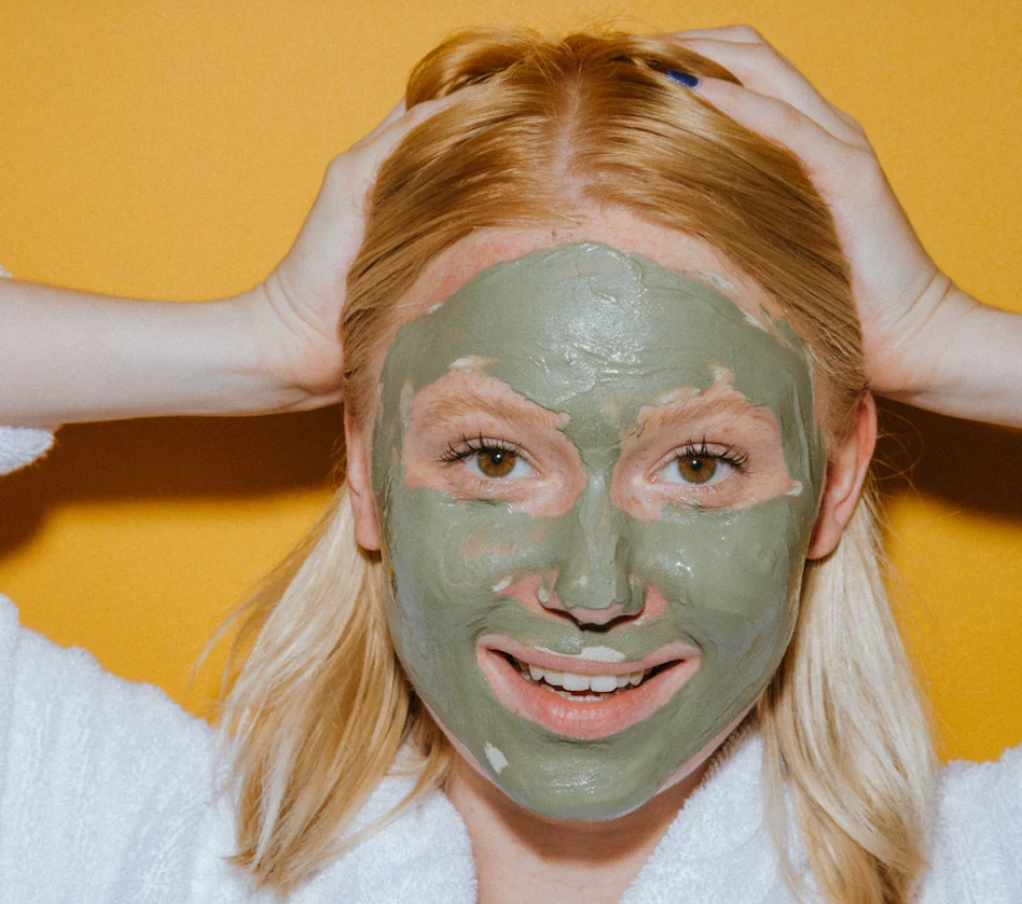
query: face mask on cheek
[{"left": 371, "top": 243, "right": 825, "bottom": 820}]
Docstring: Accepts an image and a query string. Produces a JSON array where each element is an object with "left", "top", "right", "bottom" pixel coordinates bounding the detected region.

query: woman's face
[{"left": 347, "top": 213, "right": 835, "bottom": 821}]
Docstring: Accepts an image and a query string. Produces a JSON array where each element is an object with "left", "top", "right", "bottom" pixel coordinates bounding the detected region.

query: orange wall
[{"left": 0, "top": 0, "right": 1019, "bottom": 762}]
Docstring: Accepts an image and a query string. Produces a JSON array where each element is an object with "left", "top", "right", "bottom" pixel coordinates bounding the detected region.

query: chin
[{"left": 439, "top": 698, "right": 758, "bottom": 824}]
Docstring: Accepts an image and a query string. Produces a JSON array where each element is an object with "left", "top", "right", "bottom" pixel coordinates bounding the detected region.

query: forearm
[
  {"left": 0, "top": 280, "right": 324, "bottom": 427},
  {"left": 883, "top": 285, "right": 1022, "bottom": 427}
]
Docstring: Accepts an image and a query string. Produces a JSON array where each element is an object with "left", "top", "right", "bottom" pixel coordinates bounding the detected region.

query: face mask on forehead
[{"left": 371, "top": 242, "right": 825, "bottom": 820}]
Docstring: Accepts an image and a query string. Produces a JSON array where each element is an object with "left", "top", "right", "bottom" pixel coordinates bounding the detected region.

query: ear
[
  {"left": 806, "top": 392, "right": 877, "bottom": 560},
  {"left": 343, "top": 406, "right": 383, "bottom": 551}
]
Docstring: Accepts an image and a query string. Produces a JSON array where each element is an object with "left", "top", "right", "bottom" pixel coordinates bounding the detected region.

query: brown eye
[
  {"left": 676, "top": 455, "right": 718, "bottom": 485},
  {"left": 476, "top": 449, "right": 518, "bottom": 478}
]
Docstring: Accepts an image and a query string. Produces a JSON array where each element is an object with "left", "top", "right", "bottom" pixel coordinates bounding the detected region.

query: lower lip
[{"left": 477, "top": 648, "right": 699, "bottom": 740}]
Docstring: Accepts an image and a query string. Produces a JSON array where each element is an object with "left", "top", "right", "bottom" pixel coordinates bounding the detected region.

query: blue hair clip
[{"left": 667, "top": 70, "right": 699, "bottom": 88}]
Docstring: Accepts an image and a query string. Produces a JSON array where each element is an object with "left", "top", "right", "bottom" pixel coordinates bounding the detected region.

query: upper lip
[{"left": 479, "top": 634, "right": 699, "bottom": 676}]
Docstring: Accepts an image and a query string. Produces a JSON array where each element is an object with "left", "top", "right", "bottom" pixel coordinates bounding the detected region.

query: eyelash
[
  {"left": 439, "top": 435, "right": 525, "bottom": 465},
  {"left": 438, "top": 436, "right": 748, "bottom": 476},
  {"left": 672, "top": 437, "right": 749, "bottom": 471}
]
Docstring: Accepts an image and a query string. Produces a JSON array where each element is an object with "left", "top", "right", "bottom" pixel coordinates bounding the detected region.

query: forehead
[
  {"left": 379, "top": 242, "right": 815, "bottom": 433},
  {"left": 396, "top": 212, "right": 782, "bottom": 324}
]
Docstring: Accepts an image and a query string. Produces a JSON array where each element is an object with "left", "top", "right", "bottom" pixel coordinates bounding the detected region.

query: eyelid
[{"left": 649, "top": 439, "right": 749, "bottom": 476}]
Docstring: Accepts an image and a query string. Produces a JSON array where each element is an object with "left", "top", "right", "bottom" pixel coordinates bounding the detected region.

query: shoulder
[
  {"left": 919, "top": 745, "right": 1022, "bottom": 900},
  {"left": 939, "top": 743, "right": 1022, "bottom": 804},
  {"left": 0, "top": 594, "right": 229, "bottom": 899},
  {"left": 0, "top": 590, "right": 217, "bottom": 775},
  {"left": 937, "top": 743, "right": 1022, "bottom": 841},
  {"left": 937, "top": 742, "right": 1022, "bottom": 834}
]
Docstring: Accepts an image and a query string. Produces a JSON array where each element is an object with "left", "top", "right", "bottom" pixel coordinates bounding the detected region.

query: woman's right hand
[
  {"left": 0, "top": 95, "right": 470, "bottom": 427},
  {"left": 246, "top": 95, "right": 465, "bottom": 409}
]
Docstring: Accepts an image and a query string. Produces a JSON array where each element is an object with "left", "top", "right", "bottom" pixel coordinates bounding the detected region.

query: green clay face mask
[{"left": 371, "top": 242, "right": 825, "bottom": 820}]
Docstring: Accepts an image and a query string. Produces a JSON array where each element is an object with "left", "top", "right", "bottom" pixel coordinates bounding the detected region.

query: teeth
[
  {"left": 544, "top": 669, "right": 565, "bottom": 687},
  {"left": 590, "top": 674, "right": 618, "bottom": 693},
  {"left": 562, "top": 672, "right": 590, "bottom": 692},
  {"left": 514, "top": 657, "right": 650, "bottom": 694}
]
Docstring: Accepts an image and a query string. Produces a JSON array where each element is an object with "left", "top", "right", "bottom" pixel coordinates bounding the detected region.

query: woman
[{"left": 0, "top": 26, "right": 1019, "bottom": 904}]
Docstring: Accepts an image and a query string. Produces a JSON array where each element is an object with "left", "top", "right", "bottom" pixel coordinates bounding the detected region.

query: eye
[
  {"left": 441, "top": 437, "right": 535, "bottom": 480},
  {"left": 469, "top": 447, "right": 530, "bottom": 479},
  {"left": 662, "top": 453, "right": 731, "bottom": 486},
  {"left": 654, "top": 441, "right": 747, "bottom": 488}
]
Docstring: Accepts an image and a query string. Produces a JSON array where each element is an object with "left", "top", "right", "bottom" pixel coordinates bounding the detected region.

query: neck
[{"left": 446, "top": 757, "right": 710, "bottom": 904}]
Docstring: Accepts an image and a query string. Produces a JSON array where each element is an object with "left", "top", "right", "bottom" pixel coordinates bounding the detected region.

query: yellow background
[{"left": 0, "top": 0, "right": 1018, "bottom": 763}]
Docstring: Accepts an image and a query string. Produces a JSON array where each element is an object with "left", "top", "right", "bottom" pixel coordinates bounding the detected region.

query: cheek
[
  {"left": 631, "top": 497, "right": 813, "bottom": 678},
  {"left": 379, "top": 486, "right": 559, "bottom": 685}
]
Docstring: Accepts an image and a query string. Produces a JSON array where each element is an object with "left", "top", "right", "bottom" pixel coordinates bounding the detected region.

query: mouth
[
  {"left": 512, "top": 656, "right": 662, "bottom": 698},
  {"left": 477, "top": 635, "right": 700, "bottom": 740}
]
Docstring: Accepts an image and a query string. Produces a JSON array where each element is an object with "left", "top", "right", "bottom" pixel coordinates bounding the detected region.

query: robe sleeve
[{"left": 0, "top": 426, "right": 56, "bottom": 475}]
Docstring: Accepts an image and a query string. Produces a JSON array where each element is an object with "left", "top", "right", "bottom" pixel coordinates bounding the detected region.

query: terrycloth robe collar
[{"left": 291, "top": 723, "right": 804, "bottom": 904}]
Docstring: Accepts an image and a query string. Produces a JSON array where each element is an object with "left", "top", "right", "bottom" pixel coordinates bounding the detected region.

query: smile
[
  {"left": 513, "top": 658, "right": 654, "bottom": 698},
  {"left": 477, "top": 635, "right": 700, "bottom": 740}
]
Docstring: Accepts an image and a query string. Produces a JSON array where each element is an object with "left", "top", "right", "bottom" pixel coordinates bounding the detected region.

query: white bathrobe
[{"left": 1, "top": 429, "right": 1020, "bottom": 903}]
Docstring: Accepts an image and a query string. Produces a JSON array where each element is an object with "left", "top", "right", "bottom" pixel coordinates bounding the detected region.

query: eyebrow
[
  {"left": 413, "top": 387, "right": 562, "bottom": 430},
  {"left": 635, "top": 393, "right": 768, "bottom": 434}
]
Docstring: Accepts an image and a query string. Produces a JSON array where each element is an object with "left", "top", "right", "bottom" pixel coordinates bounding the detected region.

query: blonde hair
[{"left": 218, "top": 29, "right": 936, "bottom": 903}]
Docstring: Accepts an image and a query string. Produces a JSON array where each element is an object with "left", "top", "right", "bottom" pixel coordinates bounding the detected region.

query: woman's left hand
[{"left": 668, "top": 25, "right": 955, "bottom": 402}]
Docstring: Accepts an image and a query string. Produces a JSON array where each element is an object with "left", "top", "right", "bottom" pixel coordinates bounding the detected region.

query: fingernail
[{"left": 667, "top": 70, "right": 699, "bottom": 88}]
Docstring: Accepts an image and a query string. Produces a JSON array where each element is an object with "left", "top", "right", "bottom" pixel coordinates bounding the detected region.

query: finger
[
  {"left": 831, "top": 107, "right": 868, "bottom": 137},
  {"left": 684, "top": 76, "right": 866, "bottom": 179},
  {"left": 372, "top": 98, "right": 408, "bottom": 134},
  {"left": 670, "top": 26, "right": 807, "bottom": 93},
  {"left": 354, "top": 90, "right": 476, "bottom": 165},
  {"left": 670, "top": 24, "right": 767, "bottom": 43},
  {"left": 329, "top": 87, "right": 484, "bottom": 209},
  {"left": 673, "top": 36, "right": 865, "bottom": 147},
  {"left": 669, "top": 28, "right": 867, "bottom": 142},
  {"left": 348, "top": 98, "right": 408, "bottom": 151}
]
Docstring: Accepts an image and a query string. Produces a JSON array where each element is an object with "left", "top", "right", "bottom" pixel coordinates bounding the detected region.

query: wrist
[
  {"left": 232, "top": 277, "right": 344, "bottom": 414},
  {"left": 875, "top": 276, "right": 967, "bottom": 400},
  {"left": 879, "top": 284, "right": 1022, "bottom": 426}
]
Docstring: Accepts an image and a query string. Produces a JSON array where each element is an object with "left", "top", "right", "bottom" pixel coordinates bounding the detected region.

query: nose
[{"left": 549, "top": 472, "right": 642, "bottom": 625}]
